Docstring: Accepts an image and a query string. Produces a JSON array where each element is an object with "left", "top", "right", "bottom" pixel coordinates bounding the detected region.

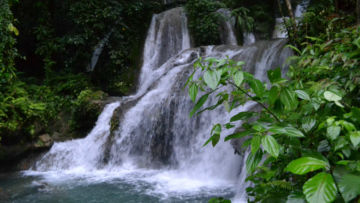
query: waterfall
[
  {"left": 138, "top": 7, "right": 191, "bottom": 95},
  {"left": 243, "top": 32, "right": 256, "bottom": 46},
  {"left": 87, "top": 32, "right": 112, "bottom": 72},
  {"left": 34, "top": 102, "right": 120, "bottom": 171},
  {"left": 31, "top": 7, "right": 292, "bottom": 202},
  {"left": 218, "top": 9, "right": 238, "bottom": 45},
  {"left": 295, "top": 0, "right": 310, "bottom": 19},
  {"left": 273, "top": 0, "right": 310, "bottom": 39}
]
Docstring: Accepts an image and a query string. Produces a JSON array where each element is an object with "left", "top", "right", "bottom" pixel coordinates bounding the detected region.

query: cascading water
[
  {"left": 218, "top": 9, "right": 238, "bottom": 46},
  {"left": 243, "top": 32, "right": 256, "bottom": 46},
  {"left": 26, "top": 7, "right": 292, "bottom": 202},
  {"left": 87, "top": 32, "right": 112, "bottom": 72},
  {"left": 138, "top": 7, "right": 191, "bottom": 95}
]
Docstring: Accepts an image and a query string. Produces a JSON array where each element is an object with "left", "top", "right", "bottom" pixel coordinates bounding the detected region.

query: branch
[{"left": 228, "top": 81, "right": 281, "bottom": 123}]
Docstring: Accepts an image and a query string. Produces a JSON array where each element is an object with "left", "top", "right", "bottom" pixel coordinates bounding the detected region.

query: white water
[
  {"left": 34, "top": 102, "right": 120, "bottom": 171},
  {"left": 295, "top": 0, "right": 310, "bottom": 19},
  {"left": 138, "top": 7, "right": 191, "bottom": 96},
  {"left": 218, "top": 8, "right": 238, "bottom": 45},
  {"left": 29, "top": 7, "right": 292, "bottom": 202},
  {"left": 87, "top": 32, "right": 112, "bottom": 72},
  {"left": 243, "top": 32, "right": 256, "bottom": 46}
]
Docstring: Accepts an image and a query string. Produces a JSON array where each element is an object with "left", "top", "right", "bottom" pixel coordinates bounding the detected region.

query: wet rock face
[
  {"left": 150, "top": 99, "right": 177, "bottom": 166},
  {"left": 36, "top": 134, "right": 53, "bottom": 148}
]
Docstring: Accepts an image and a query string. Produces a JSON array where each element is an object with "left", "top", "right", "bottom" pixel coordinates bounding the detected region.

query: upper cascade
[
  {"left": 217, "top": 8, "right": 238, "bottom": 45},
  {"left": 138, "top": 7, "right": 191, "bottom": 95}
]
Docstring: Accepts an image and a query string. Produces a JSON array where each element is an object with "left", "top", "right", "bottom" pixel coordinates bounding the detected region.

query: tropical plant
[
  {"left": 186, "top": 26, "right": 360, "bottom": 203},
  {"left": 231, "top": 7, "right": 254, "bottom": 33},
  {"left": 185, "top": 0, "right": 226, "bottom": 46}
]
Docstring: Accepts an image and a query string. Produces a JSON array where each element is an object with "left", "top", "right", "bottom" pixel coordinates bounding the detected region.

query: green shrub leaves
[
  {"left": 303, "top": 173, "right": 337, "bottom": 203},
  {"left": 285, "top": 157, "right": 329, "bottom": 175},
  {"left": 262, "top": 135, "right": 280, "bottom": 158},
  {"left": 186, "top": 25, "right": 360, "bottom": 203}
]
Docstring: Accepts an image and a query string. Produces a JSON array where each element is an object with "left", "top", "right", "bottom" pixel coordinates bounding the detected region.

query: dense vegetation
[
  {"left": 187, "top": 0, "right": 360, "bottom": 203},
  {"left": 0, "top": 0, "right": 161, "bottom": 150},
  {"left": 1, "top": 0, "right": 360, "bottom": 202},
  {"left": 185, "top": 0, "right": 274, "bottom": 46}
]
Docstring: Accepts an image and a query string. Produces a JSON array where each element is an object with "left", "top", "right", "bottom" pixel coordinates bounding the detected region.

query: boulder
[{"left": 34, "top": 134, "right": 53, "bottom": 148}]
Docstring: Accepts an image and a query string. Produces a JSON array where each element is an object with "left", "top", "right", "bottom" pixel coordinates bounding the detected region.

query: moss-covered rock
[{"left": 70, "top": 90, "right": 108, "bottom": 137}]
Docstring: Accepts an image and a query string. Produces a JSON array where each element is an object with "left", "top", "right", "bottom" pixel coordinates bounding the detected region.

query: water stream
[{"left": 1, "top": 7, "right": 292, "bottom": 203}]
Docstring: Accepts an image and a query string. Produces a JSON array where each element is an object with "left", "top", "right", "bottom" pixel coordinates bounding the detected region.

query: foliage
[
  {"left": 185, "top": 0, "right": 225, "bottom": 46},
  {"left": 70, "top": 89, "right": 107, "bottom": 136},
  {"left": 0, "top": 0, "right": 162, "bottom": 147},
  {"left": 187, "top": 26, "right": 360, "bottom": 203},
  {"left": 231, "top": 7, "right": 254, "bottom": 34},
  {"left": 284, "top": 0, "right": 357, "bottom": 48},
  {"left": 0, "top": 0, "right": 18, "bottom": 75},
  {"left": 223, "top": 0, "right": 275, "bottom": 40},
  {"left": 14, "top": 0, "right": 161, "bottom": 95}
]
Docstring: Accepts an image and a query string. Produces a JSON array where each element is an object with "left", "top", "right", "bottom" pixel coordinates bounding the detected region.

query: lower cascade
[{"left": 28, "top": 7, "right": 292, "bottom": 202}]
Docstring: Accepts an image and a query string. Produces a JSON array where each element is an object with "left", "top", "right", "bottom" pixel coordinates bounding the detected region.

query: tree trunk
[
  {"left": 284, "top": 0, "right": 295, "bottom": 21},
  {"left": 277, "top": 0, "right": 291, "bottom": 34}
]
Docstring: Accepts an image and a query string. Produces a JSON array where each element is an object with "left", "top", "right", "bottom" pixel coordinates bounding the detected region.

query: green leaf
[
  {"left": 269, "top": 126, "right": 305, "bottom": 138},
  {"left": 248, "top": 78, "right": 265, "bottom": 97},
  {"left": 268, "top": 126, "right": 286, "bottom": 134},
  {"left": 333, "top": 167, "right": 360, "bottom": 202},
  {"left": 285, "top": 157, "right": 329, "bottom": 175},
  {"left": 211, "top": 134, "right": 220, "bottom": 147},
  {"left": 302, "top": 117, "right": 316, "bottom": 133},
  {"left": 334, "top": 137, "right": 348, "bottom": 151},
  {"left": 211, "top": 124, "right": 221, "bottom": 147},
  {"left": 246, "top": 149, "right": 263, "bottom": 174},
  {"left": 189, "top": 83, "right": 198, "bottom": 103},
  {"left": 303, "top": 172, "right": 337, "bottom": 203},
  {"left": 269, "top": 86, "right": 279, "bottom": 105},
  {"left": 203, "top": 69, "right": 221, "bottom": 90},
  {"left": 349, "top": 131, "right": 360, "bottom": 147},
  {"left": 286, "top": 193, "right": 306, "bottom": 203},
  {"left": 283, "top": 127, "right": 305, "bottom": 138},
  {"left": 286, "top": 44, "right": 301, "bottom": 55},
  {"left": 326, "top": 125, "right": 341, "bottom": 141},
  {"left": 317, "top": 140, "right": 330, "bottom": 153},
  {"left": 236, "top": 61, "right": 245, "bottom": 67},
  {"left": 252, "top": 122, "right": 266, "bottom": 132},
  {"left": 190, "top": 93, "right": 209, "bottom": 117},
  {"left": 8, "top": 23, "right": 19, "bottom": 36},
  {"left": 233, "top": 71, "right": 244, "bottom": 86},
  {"left": 339, "top": 120, "right": 356, "bottom": 132},
  {"left": 204, "top": 124, "right": 221, "bottom": 147},
  {"left": 295, "top": 90, "right": 310, "bottom": 101},
  {"left": 251, "top": 136, "right": 261, "bottom": 154},
  {"left": 344, "top": 171, "right": 360, "bottom": 192},
  {"left": 262, "top": 135, "right": 280, "bottom": 158},
  {"left": 267, "top": 68, "right": 282, "bottom": 84},
  {"left": 224, "top": 131, "right": 251, "bottom": 141},
  {"left": 230, "top": 111, "right": 254, "bottom": 122},
  {"left": 280, "top": 88, "right": 298, "bottom": 110},
  {"left": 324, "top": 91, "right": 342, "bottom": 102}
]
